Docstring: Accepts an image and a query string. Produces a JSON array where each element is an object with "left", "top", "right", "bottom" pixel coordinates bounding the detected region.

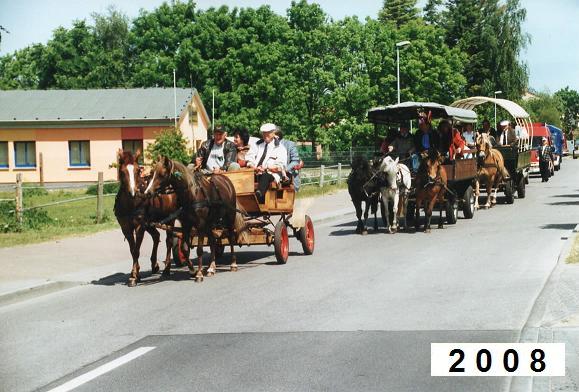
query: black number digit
[
  {"left": 503, "top": 349, "right": 519, "bottom": 372},
  {"left": 476, "top": 349, "right": 492, "bottom": 372},
  {"left": 531, "top": 349, "right": 546, "bottom": 372},
  {"left": 449, "top": 349, "right": 465, "bottom": 373}
]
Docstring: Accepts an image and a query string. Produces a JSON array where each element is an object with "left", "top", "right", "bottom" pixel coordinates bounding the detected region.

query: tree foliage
[
  {"left": 520, "top": 92, "right": 563, "bottom": 127},
  {"left": 555, "top": 87, "right": 579, "bottom": 131},
  {"left": 145, "top": 127, "right": 191, "bottom": 164},
  {"left": 0, "top": 0, "right": 532, "bottom": 150}
]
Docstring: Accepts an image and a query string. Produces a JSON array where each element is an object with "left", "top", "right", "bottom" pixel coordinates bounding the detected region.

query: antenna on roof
[{"left": 173, "top": 69, "right": 177, "bottom": 128}]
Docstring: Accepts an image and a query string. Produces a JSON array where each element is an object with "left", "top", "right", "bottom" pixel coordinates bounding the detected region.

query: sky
[{"left": 0, "top": 0, "right": 577, "bottom": 93}]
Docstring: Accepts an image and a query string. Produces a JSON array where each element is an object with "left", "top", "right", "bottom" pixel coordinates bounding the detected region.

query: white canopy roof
[
  {"left": 450, "top": 97, "right": 530, "bottom": 119},
  {"left": 367, "top": 101, "right": 478, "bottom": 124}
]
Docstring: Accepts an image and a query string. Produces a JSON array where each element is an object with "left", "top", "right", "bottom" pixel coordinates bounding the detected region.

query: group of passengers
[
  {"left": 193, "top": 123, "right": 302, "bottom": 202},
  {"left": 381, "top": 113, "right": 526, "bottom": 171}
]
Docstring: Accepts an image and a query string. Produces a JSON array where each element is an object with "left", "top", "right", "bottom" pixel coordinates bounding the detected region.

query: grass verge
[
  {"left": 566, "top": 234, "right": 579, "bottom": 264},
  {"left": 297, "top": 182, "right": 348, "bottom": 199}
]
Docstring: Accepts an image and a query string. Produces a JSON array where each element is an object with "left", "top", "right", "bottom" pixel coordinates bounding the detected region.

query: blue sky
[{"left": 1, "top": 0, "right": 577, "bottom": 92}]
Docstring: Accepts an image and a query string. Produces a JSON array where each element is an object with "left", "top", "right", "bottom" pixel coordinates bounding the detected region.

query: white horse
[{"left": 377, "top": 156, "right": 412, "bottom": 233}]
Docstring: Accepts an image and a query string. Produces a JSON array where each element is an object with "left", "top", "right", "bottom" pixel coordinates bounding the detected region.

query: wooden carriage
[
  {"left": 451, "top": 97, "right": 533, "bottom": 203},
  {"left": 179, "top": 168, "right": 314, "bottom": 265},
  {"left": 367, "top": 102, "right": 479, "bottom": 224}
]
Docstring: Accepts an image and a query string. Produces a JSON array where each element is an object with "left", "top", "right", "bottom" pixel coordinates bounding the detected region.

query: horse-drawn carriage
[
  {"left": 451, "top": 97, "right": 533, "bottom": 204},
  {"left": 191, "top": 168, "right": 315, "bottom": 265},
  {"left": 367, "top": 102, "right": 479, "bottom": 228}
]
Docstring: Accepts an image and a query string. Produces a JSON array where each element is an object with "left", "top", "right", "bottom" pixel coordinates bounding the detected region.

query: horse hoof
[
  {"left": 195, "top": 276, "right": 204, "bottom": 283},
  {"left": 424, "top": 229, "right": 431, "bottom": 234},
  {"left": 151, "top": 265, "right": 160, "bottom": 274},
  {"left": 162, "top": 269, "right": 170, "bottom": 277},
  {"left": 206, "top": 271, "right": 215, "bottom": 277},
  {"left": 230, "top": 265, "right": 238, "bottom": 272},
  {"left": 362, "top": 230, "right": 368, "bottom": 235},
  {"left": 438, "top": 225, "right": 444, "bottom": 229},
  {"left": 128, "top": 279, "right": 137, "bottom": 287}
]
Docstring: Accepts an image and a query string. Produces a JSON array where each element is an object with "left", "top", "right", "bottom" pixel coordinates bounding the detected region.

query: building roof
[{"left": 0, "top": 88, "right": 196, "bottom": 126}]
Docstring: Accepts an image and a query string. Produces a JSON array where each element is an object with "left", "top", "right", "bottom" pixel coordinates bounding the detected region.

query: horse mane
[
  {"left": 170, "top": 160, "right": 208, "bottom": 194},
  {"left": 349, "top": 155, "right": 372, "bottom": 183}
]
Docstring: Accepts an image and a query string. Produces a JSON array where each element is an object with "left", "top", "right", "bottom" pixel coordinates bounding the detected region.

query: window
[
  {"left": 69, "top": 141, "right": 91, "bottom": 167},
  {"left": 14, "top": 141, "right": 36, "bottom": 168},
  {"left": 122, "top": 140, "right": 144, "bottom": 163},
  {"left": 0, "top": 142, "right": 7, "bottom": 168}
]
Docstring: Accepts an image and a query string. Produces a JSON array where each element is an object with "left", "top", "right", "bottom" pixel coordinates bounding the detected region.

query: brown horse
[
  {"left": 145, "top": 157, "right": 247, "bottom": 282},
  {"left": 414, "top": 150, "right": 447, "bottom": 233},
  {"left": 474, "top": 133, "right": 510, "bottom": 209},
  {"left": 114, "top": 150, "right": 179, "bottom": 287}
]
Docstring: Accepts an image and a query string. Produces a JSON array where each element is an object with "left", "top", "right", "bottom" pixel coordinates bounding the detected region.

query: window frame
[
  {"left": 122, "top": 139, "right": 144, "bottom": 164},
  {"left": 0, "top": 142, "right": 8, "bottom": 168},
  {"left": 68, "top": 140, "right": 91, "bottom": 167},
  {"left": 14, "top": 141, "right": 36, "bottom": 168}
]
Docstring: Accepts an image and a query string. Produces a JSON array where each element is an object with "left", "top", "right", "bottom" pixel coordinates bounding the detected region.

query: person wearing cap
[
  {"left": 194, "top": 125, "right": 239, "bottom": 174},
  {"left": 538, "top": 137, "right": 552, "bottom": 182},
  {"left": 496, "top": 120, "right": 518, "bottom": 146},
  {"left": 275, "top": 126, "right": 303, "bottom": 192},
  {"left": 411, "top": 113, "right": 440, "bottom": 171},
  {"left": 246, "top": 123, "right": 288, "bottom": 202}
]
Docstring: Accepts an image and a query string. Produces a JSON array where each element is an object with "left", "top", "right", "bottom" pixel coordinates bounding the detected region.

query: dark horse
[
  {"left": 348, "top": 155, "right": 384, "bottom": 234},
  {"left": 414, "top": 149, "right": 447, "bottom": 233},
  {"left": 145, "top": 157, "right": 247, "bottom": 282},
  {"left": 114, "top": 150, "right": 180, "bottom": 286}
]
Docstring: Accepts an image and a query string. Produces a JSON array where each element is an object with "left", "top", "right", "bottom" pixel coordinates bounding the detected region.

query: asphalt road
[{"left": 2, "top": 160, "right": 579, "bottom": 392}]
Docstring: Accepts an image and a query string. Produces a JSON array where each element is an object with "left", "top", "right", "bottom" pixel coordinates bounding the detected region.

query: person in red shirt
[{"left": 437, "top": 120, "right": 465, "bottom": 160}]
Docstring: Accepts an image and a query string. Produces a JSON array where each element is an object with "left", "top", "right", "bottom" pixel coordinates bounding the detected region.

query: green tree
[
  {"left": 555, "top": 87, "right": 579, "bottom": 131},
  {"left": 378, "top": 0, "right": 418, "bottom": 28},
  {"left": 145, "top": 127, "right": 191, "bottom": 164},
  {"left": 520, "top": 92, "right": 562, "bottom": 127},
  {"left": 423, "top": 0, "right": 443, "bottom": 25}
]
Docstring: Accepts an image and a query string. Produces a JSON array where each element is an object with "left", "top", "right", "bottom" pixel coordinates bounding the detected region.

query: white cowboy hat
[
  {"left": 499, "top": 120, "right": 509, "bottom": 127},
  {"left": 260, "top": 123, "right": 277, "bottom": 133}
]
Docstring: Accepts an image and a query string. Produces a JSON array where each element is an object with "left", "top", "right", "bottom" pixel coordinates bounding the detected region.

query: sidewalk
[{"left": 0, "top": 189, "right": 354, "bottom": 306}]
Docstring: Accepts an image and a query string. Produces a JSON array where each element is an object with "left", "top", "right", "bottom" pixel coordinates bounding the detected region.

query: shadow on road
[
  {"left": 540, "top": 223, "right": 577, "bottom": 230},
  {"left": 552, "top": 194, "right": 579, "bottom": 198},
  {"left": 91, "top": 250, "right": 286, "bottom": 287},
  {"left": 547, "top": 200, "right": 579, "bottom": 206}
]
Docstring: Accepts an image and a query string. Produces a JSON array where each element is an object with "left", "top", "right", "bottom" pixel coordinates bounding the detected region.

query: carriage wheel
[
  {"left": 504, "top": 179, "right": 515, "bottom": 204},
  {"left": 171, "top": 236, "right": 186, "bottom": 267},
  {"left": 299, "top": 215, "right": 315, "bottom": 255},
  {"left": 274, "top": 220, "right": 289, "bottom": 264},
  {"left": 462, "top": 186, "right": 475, "bottom": 219},
  {"left": 517, "top": 176, "right": 526, "bottom": 199},
  {"left": 446, "top": 198, "right": 458, "bottom": 224}
]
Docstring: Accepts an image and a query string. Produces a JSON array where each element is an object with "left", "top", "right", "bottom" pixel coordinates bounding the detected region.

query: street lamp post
[
  {"left": 396, "top": 41, "right": 411, "bottom": 104},
  {"left": 494, "top": 90, "right": 503, "bottom": 130}
]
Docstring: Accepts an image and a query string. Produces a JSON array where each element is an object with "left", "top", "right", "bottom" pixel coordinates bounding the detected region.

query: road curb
[
  {"left": 509, "top": 223, "right": 579, "bottom": 392},
  {"left": 0, "top": 280, "right": 84, "bottom": 308}
]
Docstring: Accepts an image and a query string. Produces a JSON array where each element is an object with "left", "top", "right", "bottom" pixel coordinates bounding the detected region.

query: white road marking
[
  {"left": 47, "top": 346, "right": 156, "bottom": 392},
  {"left": 127, "top": 164, "right": 136, "bottom": 196}
]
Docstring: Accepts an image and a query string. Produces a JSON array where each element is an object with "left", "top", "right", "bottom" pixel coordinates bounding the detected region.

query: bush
[
  {"left": 86, "top": 182, "right": 119, "bottom": 195},
  {"left": 145, "top": 127, "right": 192, "bottom": 164},
  {"left": 0, "top": 201, "right": 53, "bottom": 232},
  {"left": 22, "top": 187, "right": 48, "bottom": 197}
]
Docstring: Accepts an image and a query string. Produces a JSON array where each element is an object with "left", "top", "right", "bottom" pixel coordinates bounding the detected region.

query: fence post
[
  {"left": 39, "top": 152, "right": 44, "bottom": 186},
  {"left": 96, "top": 172, "right": 104, "bottom": 223},
  {"left": 15, "top": 173, "right": 23, "bottom": 228},
  {"left": 337, "top": 162, "right": 342, "bottom": 185},
  {"left": 319, "top": 165, "right": 325, "bottom": 188}
]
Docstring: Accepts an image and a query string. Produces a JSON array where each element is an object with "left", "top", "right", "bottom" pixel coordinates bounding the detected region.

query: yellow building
[{"left": 0, "top": 88, "right": 210, "bottom": 183}]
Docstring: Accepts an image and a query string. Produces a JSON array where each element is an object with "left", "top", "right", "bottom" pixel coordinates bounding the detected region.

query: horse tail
[{"left": 234, "top": 203, "right": 250, "bottom": 245}]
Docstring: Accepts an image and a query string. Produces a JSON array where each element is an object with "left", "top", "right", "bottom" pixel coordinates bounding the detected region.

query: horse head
[
  {"left": 117, "top": 149, "right": 142, "bottom": 197},
  {"left": 145, "top": 155, "right": 174, "bottom": 197},
  {"left": 423, "top": 149, "right": 443, "bottom": 182},
  {"left": 379, "top": 156, "right": 399, "bottom": 190},
  {"left": 475, "top": 133, "right": 492, "bottom": 164}
]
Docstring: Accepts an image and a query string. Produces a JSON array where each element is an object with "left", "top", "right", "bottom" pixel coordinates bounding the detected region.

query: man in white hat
[
  {"left": 538, "top": 137, "right": 552, "bottom": 182},
  {"left": 246, "top": 123, "right": 288, "bottom": 202},
  {"left": 496, "top": 120, "right": 517, "bottom": 146}
]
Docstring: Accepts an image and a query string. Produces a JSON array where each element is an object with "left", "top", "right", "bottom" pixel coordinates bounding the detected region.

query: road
[{"left": 2, "top": 160, "right": 579, "bottom": 392}]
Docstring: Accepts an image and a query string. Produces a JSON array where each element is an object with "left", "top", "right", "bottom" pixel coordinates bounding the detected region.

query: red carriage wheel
[
  {"left": 274, "top": 220, "right": 289, "bottom": 264},
  {"left": 299, "top": 215, "right": 315, "bottom": 255}
]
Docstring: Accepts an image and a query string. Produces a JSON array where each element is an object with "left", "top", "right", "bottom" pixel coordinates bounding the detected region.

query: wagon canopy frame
[
  {"left": 450, "top": 96, "right": 533, "bottom": 151},
  {"left": 367, "top": 101, "right": 478, "bottom": 125}
]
